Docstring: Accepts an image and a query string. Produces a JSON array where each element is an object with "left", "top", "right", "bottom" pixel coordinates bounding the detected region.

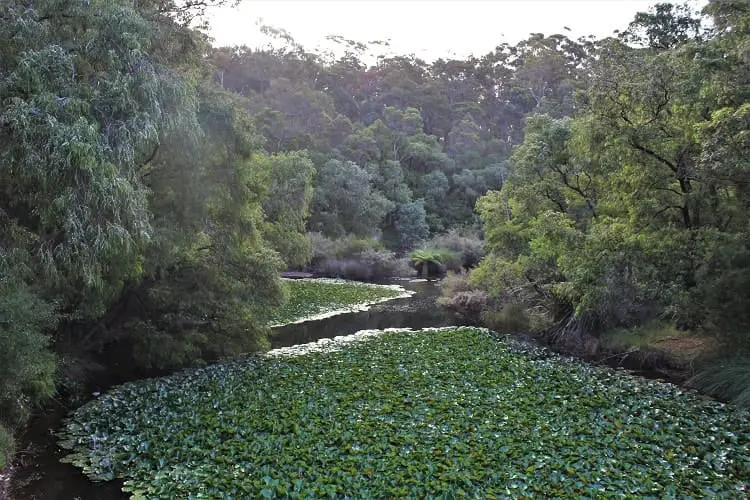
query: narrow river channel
[{"left": 10, "top": 279, "right": 456, "bottom": 499}]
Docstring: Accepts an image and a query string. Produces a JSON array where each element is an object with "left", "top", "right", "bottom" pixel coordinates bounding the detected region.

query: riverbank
[
  {"left": 3, "top": 278, "right": 726, "bottom": 498},
  {"left": 5, "top": 278, "right": 434, "bottom": 499},
  {"left": 534, "top": 323, "right": 713, "bottom": 386}
]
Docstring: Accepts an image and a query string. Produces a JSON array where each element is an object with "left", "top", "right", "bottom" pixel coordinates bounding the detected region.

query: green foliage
[
  {"left": 691, "top": 362, "right": 750, "bottom": 409},
  {"left": 308, "top": 233, "right": 413, "bottom": 280},
  {"left": 409, "top": 248, "right": 458, "bottom": 278},
  {"left": 3, "top": 0, "right": 750, "bottom": 481},
  {"left": 0, "top": 0, "right": 219, "bottom": 464},
  {"left": 481, "top": 303, "right": 532, "bottom": 333},
  {"left": 473, "top": 2, "right": 750, "bottom": 352},
  {"left": 0, "top": 424, "right": 12, "bottom": 470},
  {"left": 309, "top": 232, "right": 383, "bottom": 261},
  {"left": 621, "top": 2, "right": 703, "bottom": 49},
  {"left": 59, "top": 327, "right": 750, "bottom": 497},
  {"left": 425, "top": 229, "right": 485, "bottom": 269},
  {"left": 389, "top": 200, "right": 430, "bottom": 251},
  {"left": 437, "top": 271, "right": 490, "bottom": 319},
  {"left": 128, "top": 84, "right": 286, "bottom": 369},
  {"left": 0, "top": 278, "right": 57, "bottom": 427},
  {"left": 0, "top": 225, "right": 57, "bottom": 471},
  {"left": 267, "top": 279, "right": 410, "bottom": 326},
  {"left": 0, "top": 0, "right": 197, "bottom": 319},
  {"left": 211, "top": 37, "right": 591, "bottom": 239},
  {"left": 601, "top": 321, "right": 684, "bottom": 351},
  {"left": 261, "top": 152, "right": 315, "bottom": 268},
  {"left": 309, "top": 159, "right": 392, "bottom": 238},
  {"left": 0, "top": 0, "right": 291, "bottom": 417}
]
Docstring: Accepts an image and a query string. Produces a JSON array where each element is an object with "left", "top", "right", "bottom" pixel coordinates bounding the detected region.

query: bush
[
  {"left": 689, "top": 361, "right": 750, "bottom": 409},
  {"left": 438, "top": 271, "right": 489, "bottom": 320},
  {"left": 0, "top": 423, "right": 12, "bottom": 470},
  {"left": 425, "top": 229, "right": 485, "bottom": 269},
  {"left": 359, "top": 248, "right": 413, "bottom": 279},
  {"left": 309, "top": 231, "right": 340, "bottom": 265},
  {"left": 314, "top": 258, "right": 374, "bottom": 281},
  {"left": 439, "top": 270, "right": 475, "bottom": 296},
  {"left": 0, "top": 262, "right": 57, "bottom": 472},
  {"left": 440, "top": 290, "right": 490, "bottom": 320},
  {"left": 308, "top": 233, "right": 414, "bottom": 281},
  {"left": 309, "top": 233, "right": 383, "bottom": 262},
  {"left": 481, "top": 302, "right": 532, "bottom": 333},
  {"left": 409, "top": 248, "right": 460, "bottom": 277}
]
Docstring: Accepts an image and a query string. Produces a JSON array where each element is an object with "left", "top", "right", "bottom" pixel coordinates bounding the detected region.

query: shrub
[
  {"left": 309, "top": 231, "right": 340, "bottom": 265},
  {"left": 425, "top": 229, "right": 485, "bottom": 269},
  {"left": 439, "top": 270, "right": 475, "bottom": 296},
  {"left": 0, "top": 268, "right": 57, "bottom": 472},
  {"left": 439, "top": 290, "right": 490, "bottom": 320},
  {"left": 308, "top": 233, "right": 414, "bottom": 281},
  {"left": 438, "top": 271, "right": 489, "bottom": 320},
  {"left": 481, "top": 303, "right": 532, "bottom": 333},
  {"left": 689, "top": 361, "right": 750, "bottom": 409},
  {"left": 339, "top": 237, "right": 385, "bottom": 258},
  {"left": 0, "top": 423, "right": 12, "bottom": 470},
  {"left": 314, "top": 258, "right": 374, "bottom": 281},
  {"left": 359, "top": 248, "right": 413, "bottom": 279},
  {"left": 409, "top": 248, "right": 460, "bottom": 277},
  {"left": 309, "top": 233, "right": 384, "bottom": 262}
]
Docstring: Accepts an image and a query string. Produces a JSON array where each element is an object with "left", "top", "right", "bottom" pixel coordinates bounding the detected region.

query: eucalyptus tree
[
  {"left": 0, "top": 0, "right": 205, "bottom": 466},
  {"left": 0, "top": 0, "right": 289, "bottom": 465}
]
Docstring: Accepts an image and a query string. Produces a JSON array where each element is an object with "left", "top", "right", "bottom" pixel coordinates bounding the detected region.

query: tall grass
[{"left": 689, "top": 361, "right": 750, "bottom": 408}]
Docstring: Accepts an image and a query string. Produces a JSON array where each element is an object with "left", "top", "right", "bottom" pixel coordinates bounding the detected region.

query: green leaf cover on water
[
  {"left": 267, "top": 279, "right": 411, "bottom": 327},
  {"left": 58, "top": 327, "right": 749, "bottom": 498}
]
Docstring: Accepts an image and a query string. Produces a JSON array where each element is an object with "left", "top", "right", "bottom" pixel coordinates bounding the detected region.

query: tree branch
[{"left": 628, "top": 138, "right": 678, "bottom": 173}]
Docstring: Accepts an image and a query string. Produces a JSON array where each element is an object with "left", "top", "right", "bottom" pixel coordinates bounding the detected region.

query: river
[{"left": 9, "top": 279, "right": 455, "bottom": 499}]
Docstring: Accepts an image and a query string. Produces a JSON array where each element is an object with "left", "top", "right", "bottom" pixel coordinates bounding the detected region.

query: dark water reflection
[
  {"left": 10, "top": 279, "right": 453, "bottom": 499},
  {"left": 271, "top": 279, "right": 457, "bottom": 348}
]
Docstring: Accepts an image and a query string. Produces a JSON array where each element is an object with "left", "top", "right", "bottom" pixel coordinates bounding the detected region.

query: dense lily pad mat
[
  {"left": 267, "top": 278, "right": 411, "bottom": 327},
  {"left": 59, "top": 327, "right": 749, "bottom": 498}
]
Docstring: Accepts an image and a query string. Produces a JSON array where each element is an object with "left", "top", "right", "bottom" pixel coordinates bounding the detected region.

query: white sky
[{"left": 206, "top": 0, "right": 707, "bottom": 62}]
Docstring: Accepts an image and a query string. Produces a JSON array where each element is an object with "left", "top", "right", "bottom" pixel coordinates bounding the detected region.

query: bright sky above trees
[{"left": 207, "top": 0, "right": 706, "bottom": 61}]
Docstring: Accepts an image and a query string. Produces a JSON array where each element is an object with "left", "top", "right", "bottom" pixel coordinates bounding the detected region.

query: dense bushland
[
  {"left": 469, "top": 1, "right": 750, "bottom": 401},
  {"left": 0, "top": 0, "right": 296, "bottom": 465},
  {"left": 307, "top": 232, "right": 414, "bottom": 280},
  {"left": 2, "top": 0, "right": 750, "bottom": 471}
]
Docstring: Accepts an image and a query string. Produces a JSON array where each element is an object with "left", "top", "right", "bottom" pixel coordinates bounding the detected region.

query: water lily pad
[
  {"left": 59, "top": 327, "right": 750, "bottom": 497},
  {"left": 267, "top": 279, "right": 413, "bottom": 327}
]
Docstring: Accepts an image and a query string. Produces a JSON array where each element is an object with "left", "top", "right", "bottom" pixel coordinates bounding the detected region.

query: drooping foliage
[
  {"left": 123, "top": 84, "right": 287, "bottom": 369},
  {"left": 0, "top": 0, "right": 295, "bottom": 462},
  {"left": 260, "top": 152, "right": 316, "bottom": 268}
]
